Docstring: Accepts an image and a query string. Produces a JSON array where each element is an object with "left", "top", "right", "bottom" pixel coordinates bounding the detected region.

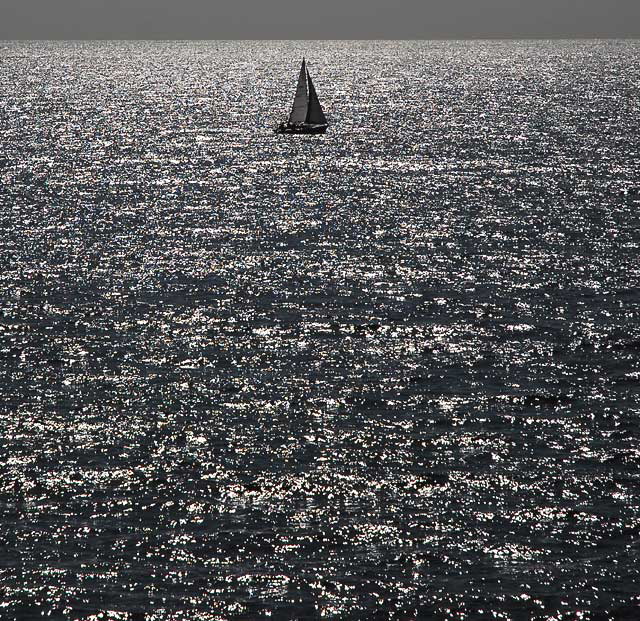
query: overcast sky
[{"left": 1, "top": 0, "right": 639, "bottom": 39}]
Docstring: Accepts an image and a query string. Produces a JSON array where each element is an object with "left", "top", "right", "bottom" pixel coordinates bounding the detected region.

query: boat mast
[{"left": 288, "top": 58, "right": 309, "bottom": 125}]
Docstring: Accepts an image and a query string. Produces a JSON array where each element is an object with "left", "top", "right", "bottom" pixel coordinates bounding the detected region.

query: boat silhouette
[{"left": 276, "top": 58, "right": 328, "bottom": 135}]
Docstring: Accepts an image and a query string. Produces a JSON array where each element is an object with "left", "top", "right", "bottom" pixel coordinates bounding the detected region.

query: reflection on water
[{"left": 1, "top": 40, "right": 639, "bottom": 620}]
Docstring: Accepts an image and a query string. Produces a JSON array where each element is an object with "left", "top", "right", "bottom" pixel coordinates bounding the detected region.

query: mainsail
[
  {"left": 305, "top": 70, "right": 327, "bottom": 126},
  {"left": 288, "top": 59, "right": 309, "bottom": 125}
]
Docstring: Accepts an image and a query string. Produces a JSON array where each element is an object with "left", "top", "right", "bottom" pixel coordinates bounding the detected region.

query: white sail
[
  {"left": 288, "top": 59, "right": 308, "bottom": 125},
  {"left": 305, "top": 70, "right": 327, "bottom": 126}
]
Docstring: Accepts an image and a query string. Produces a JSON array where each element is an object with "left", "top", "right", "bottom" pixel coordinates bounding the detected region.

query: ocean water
[{"left": 1, "top": 40, "right": 639, "bottom": 620}]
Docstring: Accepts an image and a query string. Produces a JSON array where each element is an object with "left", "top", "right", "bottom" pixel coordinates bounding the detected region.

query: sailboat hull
[{"left": 275, "top": 123, "right": 327, "bottom": 135}]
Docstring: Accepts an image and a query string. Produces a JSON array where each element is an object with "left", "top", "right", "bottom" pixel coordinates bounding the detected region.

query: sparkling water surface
[{"left": 1, "top": 40, "right": 640, "bottom": 620}]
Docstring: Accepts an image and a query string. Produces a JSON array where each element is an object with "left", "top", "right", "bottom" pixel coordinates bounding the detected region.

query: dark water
[{"left": 1, "top": 40, "right": 640, "bottom": 620}]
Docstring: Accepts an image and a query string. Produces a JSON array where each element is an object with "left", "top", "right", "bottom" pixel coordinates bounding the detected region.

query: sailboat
[{"left": 276, "top": 58, "right": 328, "bottom": 135}]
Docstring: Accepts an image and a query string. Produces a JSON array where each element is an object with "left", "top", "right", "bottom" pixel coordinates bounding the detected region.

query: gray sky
[{"left": 1, "top": 0, "right": 639, "bottom": 39}]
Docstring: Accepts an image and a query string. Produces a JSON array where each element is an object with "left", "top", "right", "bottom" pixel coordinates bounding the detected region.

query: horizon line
[{"left": 2, "top": 36, "right": 640, "bottom": 42}]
